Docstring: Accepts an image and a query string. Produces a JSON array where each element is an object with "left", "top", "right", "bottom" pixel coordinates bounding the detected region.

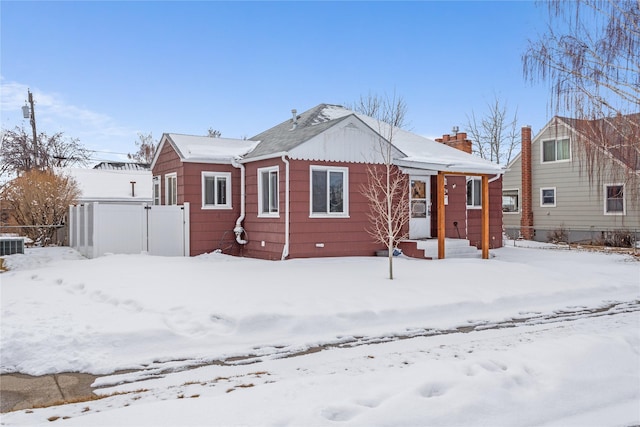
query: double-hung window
[
  {"left": 502, "top": 189, "right": 519, "bottom": 213},
  {"left": 258, "top": 167, "right": 279, "bottom": 216},
  {"left": 540, "top": 187, "right": 556, "bottom": 207},
  {"left": 542, "top": 138, "right": 570, "bottom": 162},
  {"left": 466, "top": 177, "right": 481, "bottom": 208},
  {"left": 310, "top": 166, "right": 348, "bottom": 216},
  {"left": 165, "top": 173, "right": 177, "bottom": 205},
  {"left": 202, "top": 172, "right": 231, "bottom": 209},
  {"left": 605, "top": 184, "right": 625, "bottom": 214}
]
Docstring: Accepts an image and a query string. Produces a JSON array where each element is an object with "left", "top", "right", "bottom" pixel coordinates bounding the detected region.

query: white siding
[{"left": 288, "top": 117, "right": 402, "bottom": 164}]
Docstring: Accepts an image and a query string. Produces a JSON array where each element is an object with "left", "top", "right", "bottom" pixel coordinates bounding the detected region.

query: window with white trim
[
  {"left": 502, "top": 189, "right": 519, "bottom": 213},
  {"left": 258, "top": 166, "right": 279, "bottom": 216},
  {"left": 466, "top": 177, "right": 481, "bottom": 208},
  {"left": 604, "top": 184, "right": 625, "bottom": 214},
  {"left": 153, "top": 176, "right": 161, "bottom": 205},
  {"left": 202, "top": 172, "right": 231, "bottom": 209},
  {"left": 540, "top": 187, "right": 556, "bottom": 207},
  {"left": 542, "top": 138, "right": 570, "bottom": 162},
  {"left": 310, "top": 166, "right": 348, "bottom": 216},
  {"left": 165, "top": 173, "right": 177, "bottom": 205}
]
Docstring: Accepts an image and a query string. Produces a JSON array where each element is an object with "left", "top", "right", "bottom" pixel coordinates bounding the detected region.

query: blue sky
[{"left": 1, "top": 1, "right": 553, "bottom": 164}]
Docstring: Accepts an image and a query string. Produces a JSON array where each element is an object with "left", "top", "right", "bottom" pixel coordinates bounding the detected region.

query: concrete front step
[{"left": 400, "top": 238, "right": 481, "bottom": 259}]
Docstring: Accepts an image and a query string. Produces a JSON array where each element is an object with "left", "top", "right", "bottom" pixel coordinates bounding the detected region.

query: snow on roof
[
  {"left": 60, "top": 168, "right": 152, "bottom": 201},
  {"left": 168, "top": 134, "right": 259, "bottom": 163},
  {"left": 314, "top": 104, "right": 504, "bottom": 174}
]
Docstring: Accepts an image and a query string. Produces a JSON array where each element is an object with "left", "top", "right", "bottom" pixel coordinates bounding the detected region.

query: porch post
[
  {"left": 437, "top": 172, "right": 445, "bottom": 259},
  {"left": 481, "top": 174, "right": 489, "bottom": 259}
]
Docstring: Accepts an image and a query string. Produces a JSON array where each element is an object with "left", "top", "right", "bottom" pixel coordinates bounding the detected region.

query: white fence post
[{"left": 183, "top": 202, "right": 190, "bottom": 257}]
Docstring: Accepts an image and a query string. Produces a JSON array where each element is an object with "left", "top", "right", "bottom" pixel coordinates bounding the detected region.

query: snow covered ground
[{"left": 1, "top": 242, "right": 638, "bottom": 426}]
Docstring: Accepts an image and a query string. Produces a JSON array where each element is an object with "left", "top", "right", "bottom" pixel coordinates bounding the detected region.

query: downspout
[
  {"left": 281, "top": 154, "right": 290, "bottom": 260},
  {"left": 232, "top": 158, "right": 248, "bottom": 245}
]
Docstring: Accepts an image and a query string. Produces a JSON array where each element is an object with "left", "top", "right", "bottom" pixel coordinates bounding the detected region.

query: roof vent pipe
[{"left": 290, "top": 109, "right": 298, "bottom": 130}]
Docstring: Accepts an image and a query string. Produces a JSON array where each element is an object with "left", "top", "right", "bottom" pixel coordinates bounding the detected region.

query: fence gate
[
  {"left": 145, "top": 205, "right": 190, "bottom": 256},
  {"left": 69, "top": 202, "right": 190, "bottom": 258}
]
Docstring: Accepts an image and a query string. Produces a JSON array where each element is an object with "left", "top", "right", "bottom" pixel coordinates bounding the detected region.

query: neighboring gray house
[{"left": 503, "top": 114, "right": 640, "bottom": 245}]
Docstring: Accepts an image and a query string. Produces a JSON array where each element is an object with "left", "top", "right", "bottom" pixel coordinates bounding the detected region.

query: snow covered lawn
[{"left": 1, "top": 243, "right": 638, "bottom": 426}]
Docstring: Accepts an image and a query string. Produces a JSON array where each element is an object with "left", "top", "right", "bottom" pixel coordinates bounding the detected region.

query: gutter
[
  {"left": 239, "top": 151, "right": 289, "bottom": 164},
  {"left": 281, "top": 154, "right": 290, "bottom": 260}
]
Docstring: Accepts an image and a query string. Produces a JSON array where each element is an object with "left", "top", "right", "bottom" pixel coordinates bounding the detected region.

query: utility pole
[
  {"left": 28, "top": 90, "right": 38, "bottom": 168},
  {"left": 22, "top": 89, "right": 38, "bottom": 169}
]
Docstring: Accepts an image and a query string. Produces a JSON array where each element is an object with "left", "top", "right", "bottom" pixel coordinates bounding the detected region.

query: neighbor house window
[
  {"left": 165, "top": 173, "right": 177, "bottom": 205},
  {"left": 605, "top": 184, "right": 625, "bottom": 214},
  {"left": 466, "top": 177, "right": 481, "bottom": 208},
  {"left": 502, "top": 189, "right": 519, "bottom": 213},
  {"left": 542, "top": 138, "right": 570, "bottom": 162},
  {"left": 258, "top": 167, "right": 279, "bottom": 216},
  {"left": 202, "top": 172, "right": 231, "bottom": 209},
  {"left": 540, "top": 187, "right": 556, "bottom": 207},
  {"left": 153, "top": 177, "right": 161, "bottom": 205},
  {"left": 310, "top": 166, "right": 348, "bottom": 216}
]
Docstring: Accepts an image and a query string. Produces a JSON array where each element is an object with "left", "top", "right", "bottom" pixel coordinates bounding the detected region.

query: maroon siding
[
  {"left": 242, "top": 158, "right": 287, "bottom": 260},
  {"left": 152, "top": 142, "right": 243, "bottom": 257},
  {"left": 429, "top": 175, "right": 469, "bottom": 239},
  {"left": 467, "top": 177, "right": 504, "bottom": 249},
  {"left": 153, "top": 141, "right": 183, "bottom": 205},
  {"left": 183, "top": 162, "right": 242, "bottom": 256},
  {"left": 242, "top": 159, "right": 385, "bottom": 260}
]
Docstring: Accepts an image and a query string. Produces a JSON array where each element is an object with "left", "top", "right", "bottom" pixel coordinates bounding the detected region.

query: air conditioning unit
[{"left": 0, "top": 237, "right": 25, "bottom": 256}]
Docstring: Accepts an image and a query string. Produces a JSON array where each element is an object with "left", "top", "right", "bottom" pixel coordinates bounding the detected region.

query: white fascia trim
[
  {"left": 239, "top": 151, "right": 289, "bottom": 164},
  {"left": 394, "top": 159, "right": 504, "bottom": 176},
  {"left": 182, "top": 157, "right": 236, "bottom": 164}
]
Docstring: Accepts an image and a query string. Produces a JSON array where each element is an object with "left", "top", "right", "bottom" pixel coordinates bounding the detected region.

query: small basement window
[{"left": 540, "top": 187, "right": 556, "bottom": 207}]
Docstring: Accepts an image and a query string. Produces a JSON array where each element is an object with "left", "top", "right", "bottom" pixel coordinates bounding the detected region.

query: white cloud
[{"left": 1, "top": 77, "right": 138, "bottom": 161}]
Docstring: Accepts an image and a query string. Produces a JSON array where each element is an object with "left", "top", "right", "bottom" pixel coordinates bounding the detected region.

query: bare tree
[
  {"left": 127, "top": 132, "right": 157, "bottom": 164},
  {"left": 350, "top": 91, "right": 410, "bottom": 130},
  {"left": 1, "top": 126, "right": 90, "bottom": 177},
  {"left": 207, "top": 128, "right": 222, "bottom": 138},
  {"left": 466, "top": 97, "right": 520, "bottom": 165},
  {"left": 523, "top": 0, "right": 639, "bottom": 197},
  {"left": 1, "top": 169, "right": 80, "bottom": 245},
  {"left": 357, "top": 93, "right": 410, "bottom": 279}
]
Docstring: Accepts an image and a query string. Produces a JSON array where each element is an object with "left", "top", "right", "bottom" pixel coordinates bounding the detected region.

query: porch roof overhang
[{"left": 393, "top": 157, "right": 505, "bottom": 176}]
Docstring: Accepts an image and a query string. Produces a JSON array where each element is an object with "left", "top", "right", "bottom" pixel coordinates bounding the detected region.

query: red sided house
[{"left": 150, "top": 104, "right": 504, "bottom": 260}]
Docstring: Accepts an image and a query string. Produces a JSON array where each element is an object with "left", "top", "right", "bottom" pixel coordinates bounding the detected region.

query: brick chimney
[
  {"left": 435, "top": 127, "right": 472, "bottom": 154},
  {"left": 520, "top": 125, "right": 534, "bottom": 239}
]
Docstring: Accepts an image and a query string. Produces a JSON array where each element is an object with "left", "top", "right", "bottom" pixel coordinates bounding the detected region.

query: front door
[{"left": 409, "top": 177, "right": 431, "bottom": 239}]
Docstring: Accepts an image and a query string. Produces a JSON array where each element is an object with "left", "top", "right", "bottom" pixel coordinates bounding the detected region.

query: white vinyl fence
[{"left": 69, "top": 203, "right": 190, "bottom": 258}]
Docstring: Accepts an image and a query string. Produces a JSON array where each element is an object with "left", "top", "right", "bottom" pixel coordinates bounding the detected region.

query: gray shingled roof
[{"left": 245, "top": 104, "right": 352, "bottom": 159}]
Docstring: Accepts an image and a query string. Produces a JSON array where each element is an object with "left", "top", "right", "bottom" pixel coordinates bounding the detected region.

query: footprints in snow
[
  {"left": 51, "top": 278, "right": 144, "bottom": 312},
  {"left": 162, "top": 308, "right": 236, "bottom": 337}
]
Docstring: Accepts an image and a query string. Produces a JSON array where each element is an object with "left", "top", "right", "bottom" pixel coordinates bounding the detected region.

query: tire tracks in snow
[{"left": 98, "top": 299, "right": 639, "bottom": 388}]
